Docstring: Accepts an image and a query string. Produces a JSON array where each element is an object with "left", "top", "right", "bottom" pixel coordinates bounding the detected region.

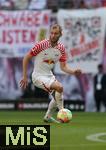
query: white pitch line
[
  {"left": 51, "top": 143, "right": 106, "bottom": 147},
  {"left": 86, "top": 132, "right": 106, "bottom": 143}
]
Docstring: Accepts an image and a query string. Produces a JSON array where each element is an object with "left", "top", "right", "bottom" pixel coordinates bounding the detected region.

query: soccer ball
[{"left": 57, "top": 108, "right": 72, "bottom": 123}]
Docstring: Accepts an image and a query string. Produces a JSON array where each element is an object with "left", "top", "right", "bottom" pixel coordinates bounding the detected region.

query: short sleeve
[
  {"left": 59, "top": 44, "right": 67, "bottom": 62},
  {"left": 59, "top": 54, "right": 67, "bottom": 62},
  {"left": 29, "top": 39, "right": 50, "bottom": 56},
  {"left": 29, "top": 44, "right": 40, "bottom": 56}
]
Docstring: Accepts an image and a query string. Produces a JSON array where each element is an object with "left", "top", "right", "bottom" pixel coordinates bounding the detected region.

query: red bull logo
[{"left": 43, "top": 59, "right": 55, "bottom": 64}]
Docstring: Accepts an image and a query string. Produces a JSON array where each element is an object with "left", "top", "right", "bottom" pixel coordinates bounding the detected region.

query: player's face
[{"left": 50, "top": 27, "right": 61, "bottom": 43}]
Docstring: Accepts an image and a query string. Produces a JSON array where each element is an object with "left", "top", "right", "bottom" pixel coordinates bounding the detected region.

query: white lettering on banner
[
  {"left": 56, "top": 8, "right": 106, "bottom": 73},
  {"left": 0, "top": 10, "right": 51, "bottom": 57}
]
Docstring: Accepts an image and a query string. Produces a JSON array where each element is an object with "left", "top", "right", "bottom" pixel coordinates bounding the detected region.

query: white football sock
[
  {"left": 55, "top": 91, "right": 64, "bottom": 110},
  {"left": 44, "top": 97, "right": 57, "bottom": 118}
]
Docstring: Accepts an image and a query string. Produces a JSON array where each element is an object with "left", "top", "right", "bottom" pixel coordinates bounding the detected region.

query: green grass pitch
[{"left": 0, "top": 111, "right": 106, "bottom": 150}]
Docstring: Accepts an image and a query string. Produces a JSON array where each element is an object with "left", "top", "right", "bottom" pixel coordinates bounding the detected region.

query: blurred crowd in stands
[{"left": 0, "top": 0, "right": 106, "bottom": 11}]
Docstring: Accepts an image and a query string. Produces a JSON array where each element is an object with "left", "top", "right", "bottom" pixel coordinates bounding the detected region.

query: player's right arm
[
  {"left": 20, "top": 52, "right": 33, "bottom": 89},
  {"left": 20, "top": 39, "right": 48, "bottom": 89}
]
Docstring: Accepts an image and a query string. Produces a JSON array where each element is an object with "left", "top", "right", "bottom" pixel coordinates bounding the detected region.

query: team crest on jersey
[{"left": 43, "top": 59, "right": 55, "bottom": 64}]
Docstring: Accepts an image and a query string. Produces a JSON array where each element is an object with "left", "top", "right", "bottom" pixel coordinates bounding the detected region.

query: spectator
[
  {"left": 84, "top": 0, "right": 102, "bottom": 9},
  {"left": 28, "top": 0, "right": 47, "bottom": 10},
  {"left": 46, "top": 0, "right": 58, "bottom": 12},
  {"left": 78, "top": 0, "right": 87, "bottom": 9},
  {"left": 0, "top": 0, "right": 14, "bottom": 10},
  {"left": 12, "top": 0, "right": 30, "bottom": 10},
  {"left": 58, "top": 0, "right": 75, "bottom": 9},
  {"left": 93, "top": 64, "right": 106, "bottom": 112},
  {"left": 102, "top": 0, "right": 106, "bottom": 7}
]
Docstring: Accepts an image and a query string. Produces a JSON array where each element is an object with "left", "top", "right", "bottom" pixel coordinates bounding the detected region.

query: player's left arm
[
  {"left": 59, "top": 44, "right": 82, "bottom": 75},
  {"left": 60, "top": 61, "right": 82, "bottom": 75}
]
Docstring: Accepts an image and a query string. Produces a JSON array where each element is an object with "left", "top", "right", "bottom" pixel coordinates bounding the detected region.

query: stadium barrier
[{"left": 0, "top": 99, "right": 85, "bottom": 111}]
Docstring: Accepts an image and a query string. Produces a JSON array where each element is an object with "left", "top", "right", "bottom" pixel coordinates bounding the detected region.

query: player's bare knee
[{"left": 57, "top": 85, "right": 63, "bottom": 93}]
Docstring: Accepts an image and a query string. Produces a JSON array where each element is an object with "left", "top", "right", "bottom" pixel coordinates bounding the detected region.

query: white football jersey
[{"left": 30, "top": 39, "right": 67, "bottom": 76}]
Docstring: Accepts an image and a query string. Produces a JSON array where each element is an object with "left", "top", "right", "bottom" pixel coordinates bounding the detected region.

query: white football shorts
[{"left": 32, "top": 74, "right": 56, "bottom": 92}]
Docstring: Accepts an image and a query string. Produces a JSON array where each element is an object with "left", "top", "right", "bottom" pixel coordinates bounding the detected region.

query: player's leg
[
  {"left": 43, "top": 79, "right": 64, "bottom": 121},
  {"left": 95, "top": 92, "right": 101, "bottom": 112},
  {"left": 44, "top": 92, "right": 60, "bottom": 123},
  {"left": 44, "top": 92, "right": 56, "bottom": 117},
  {"left": 50, "top": 80, "right": 64, "bottom": 110},
  {"left": 44, "top": 79, "right": 64, "bottom": 121},
  {"left": 32, "top": 75, "right": 60, "bottom": 123},
  {"left": 102, "top": 92, "right": 106, "bottom": 112}
]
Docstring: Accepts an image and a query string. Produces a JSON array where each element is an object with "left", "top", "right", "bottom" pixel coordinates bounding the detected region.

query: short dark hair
[
  {"left": 97, "top": 64, "right": 103, "bottom": 72},
  {"left": 50, "top": 24, "right": 62, "bottom": 35},
  {"left": 98, "top": 64, "right": 103, "bottom": 69}
]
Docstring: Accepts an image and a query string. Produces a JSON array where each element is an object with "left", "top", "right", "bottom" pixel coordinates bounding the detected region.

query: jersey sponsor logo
[{"left": 43, "top": 59, "right": 55, "bottom": 64}]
